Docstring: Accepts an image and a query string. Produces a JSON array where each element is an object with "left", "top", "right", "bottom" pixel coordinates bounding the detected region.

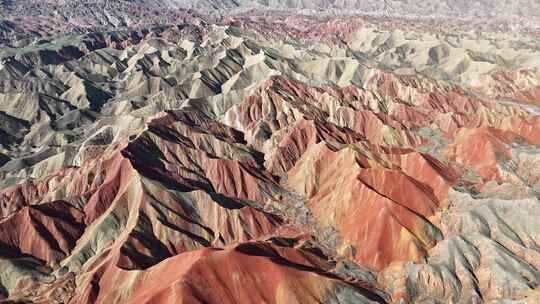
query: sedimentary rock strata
[{"left": 1, "top": 2, "right": 540, "bottom": 303}]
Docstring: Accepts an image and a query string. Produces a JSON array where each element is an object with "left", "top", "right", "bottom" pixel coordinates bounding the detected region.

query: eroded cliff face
[{"left": 0, "top": 10, "right": 540, "bottom": 303}]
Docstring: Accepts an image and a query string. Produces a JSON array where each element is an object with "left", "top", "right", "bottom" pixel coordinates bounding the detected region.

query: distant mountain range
[{"left": 2, "top": 0, "right": 540, "bottom": 16}]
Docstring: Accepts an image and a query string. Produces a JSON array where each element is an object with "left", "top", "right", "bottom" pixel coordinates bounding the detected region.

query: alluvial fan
[{"left": 1, "top": 1, "right": 540, "bottom": 303}]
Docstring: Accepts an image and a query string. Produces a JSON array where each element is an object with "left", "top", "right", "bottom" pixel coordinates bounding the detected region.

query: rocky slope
[{"left": 1, "top": 4, "right": 540, "bottom": 304}]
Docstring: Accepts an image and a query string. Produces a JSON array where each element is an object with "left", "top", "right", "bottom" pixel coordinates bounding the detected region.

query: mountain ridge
[{"left": 1, "top": 2, "right": 540, "bottom": 304}]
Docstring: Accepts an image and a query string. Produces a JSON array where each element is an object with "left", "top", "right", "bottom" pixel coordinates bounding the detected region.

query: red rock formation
[
  {"left": 445, "top": 128, "right": 514, "bottom": 182},
  {"left": 72, "top": 241, "right": 384, "bottom": 304},
  {"left": 287, "top": 144, "right": 454, "bottom": 270},
  {"left": 0, "top": 201, "right": 84, "bottom": 263}
]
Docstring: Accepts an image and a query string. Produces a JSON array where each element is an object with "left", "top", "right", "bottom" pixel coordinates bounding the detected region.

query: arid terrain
[{"left": 1, "top": 1, "right": 540, "bottom": 303}]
